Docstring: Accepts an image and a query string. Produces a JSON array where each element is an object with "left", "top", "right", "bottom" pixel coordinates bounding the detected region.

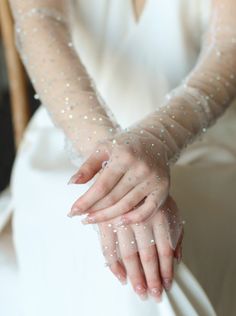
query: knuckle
[
  {"left": 96, "top": 182, "right": 109, "bottom": 195},
  {"left": 122, "top": 252, "right": 137, "bottom": 262},
  {"left": 160, "top": 247, "right": 173, "bottom": 258},
  {"left": 133, "top": 213, "right": 145, "bottom": 223},
  {"left": 123, "top": 150, "right": 135, "bottom": 164},
  {"left": 142, "top": 252, "right": 156, "bottom": 264},
  {"left": 136, "top": 163, "right": 151, "bottom": 177}
]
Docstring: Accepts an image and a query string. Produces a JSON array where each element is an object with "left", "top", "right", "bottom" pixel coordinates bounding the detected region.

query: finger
[
  {"left": 109, "top": 261, "right": 127, "bottom": 285},
  {"left": 153, "top": 214, "right": 174, "bottom": 292},
  {"left": 70, "top": 145, "right": 110, "bottom": 184},
  {"left": 114, "top": 185, "right": 169, "bottom": 226},
  {"left": 133, "top": 223, "right": 163, "bottom": 302},
  {"left": 98, "top": 222, "right": 119, "bottom": 267},
  {"left": 117, "top": 227, "right": 148, "bottom": 300},
  {"left": 99, "top": 223, "right": 127, "bottom": 284},
  {"left": 138, "top": 245, "right": 163, "bottom": 302},
  {"left": 81, "top": 182, "right": 149, "bottom": 224},
  {"left": 86, "top": 168, "right": 143, "bottom": 213},
  {"left": 69, "top": 162, "right": 124, "bottom": 215},
  {"left": 78, "top": 162, "right": 162, "bottom": 215},
  {"left": 163, "top": 196, "right": 183, "bottom": 250}
]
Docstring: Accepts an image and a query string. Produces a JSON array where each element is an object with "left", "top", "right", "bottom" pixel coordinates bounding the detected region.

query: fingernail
[
  {"left": 67, "top": 211, "right": 74, "bottom": 218},
  {"left": 163, "top": 278, "right": 172, "bottom": 291},
  {"left": 81, "top": 216, "right": 96, "bottom": 225},
  {"left": 68, "top": 206, "right": 83, "bottom": 217},
  {"left": 67, "top": 173, "right": 83, "bottom": 185},
  {"left": 116, "top": 274, "right": 127, "bottom": 285},
  {"left": 135, "top": 284, "right": 147, "bottom": 296},
  {"left": 150, "top": 288, "right": 162, "bottom": 302}
]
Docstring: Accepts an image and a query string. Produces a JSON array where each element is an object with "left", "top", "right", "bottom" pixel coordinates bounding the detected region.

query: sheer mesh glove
[
  {"left": 9, "top": 0, "right": 121, "bottom": 164},
  {"left": 97, "top": 195, "right": 183, "bottom": 301},
  {"left": 69, "top": 0, "right": 236, "bottom": 251}
]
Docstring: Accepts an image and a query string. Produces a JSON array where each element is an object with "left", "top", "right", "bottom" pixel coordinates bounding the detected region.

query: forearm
[
  {"left": 129, "top": 0, "right": 236, "bottom": 163},
  {"left": 10, "top": 0, "right": 120, "bottom": 157}
]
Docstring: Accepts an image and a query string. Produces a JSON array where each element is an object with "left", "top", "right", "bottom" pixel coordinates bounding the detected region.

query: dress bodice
[{"left": 70, "top": 0, "right": 211, "bottom": 128}]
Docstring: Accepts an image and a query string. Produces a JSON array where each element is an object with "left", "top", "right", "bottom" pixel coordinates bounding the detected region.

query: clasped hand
[{"left": 68, "top": 129, "right": 184, "bottom": 302}]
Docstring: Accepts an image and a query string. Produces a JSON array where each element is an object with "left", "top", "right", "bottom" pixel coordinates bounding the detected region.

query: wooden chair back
[{"left": 0, "top": 0, "right": 30, "bottom": 149}]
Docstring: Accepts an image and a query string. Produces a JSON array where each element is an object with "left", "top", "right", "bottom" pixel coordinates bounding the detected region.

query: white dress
[{"left": 1, "top": 0, "right": 236, "bottom": 315}]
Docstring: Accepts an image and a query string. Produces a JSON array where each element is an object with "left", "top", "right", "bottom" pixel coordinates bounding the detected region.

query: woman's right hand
[{"left": 98, "top": 195, "right": 183, "bottom": 302}]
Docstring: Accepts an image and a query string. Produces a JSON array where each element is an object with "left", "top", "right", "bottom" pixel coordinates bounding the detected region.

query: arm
[
  {"left": 128, "top": 0, "right": 236, "bottom": 164},
  {"left": 9, "top": 0, "right": 120, "bottom": 160},
  {"left": 69, "top": 0, "right": 236, "bottom": 227}
]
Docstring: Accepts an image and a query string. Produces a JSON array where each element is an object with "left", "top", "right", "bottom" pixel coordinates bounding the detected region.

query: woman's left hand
[
  {"left": 98, "top": 195, "right": 184, "bottom": 301},
  {"left": 68, "top": 129, "right": 170, "bottom": 227}
]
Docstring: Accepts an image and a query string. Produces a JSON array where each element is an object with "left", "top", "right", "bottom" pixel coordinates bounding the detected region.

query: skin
[
  {"left": 104, "top": 197, "right": 184, "bottom": 302},
  {"left": 68, "top": 140, "right": 184, "bottom": 301}
]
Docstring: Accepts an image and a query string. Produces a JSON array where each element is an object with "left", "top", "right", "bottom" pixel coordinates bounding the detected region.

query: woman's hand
[
  {"left": 68, "top": 129, "right": 170, "bottom": 227},
  {"left": 99, "top": 196, "right": 183, "bottom": 302},
  {"left": 67, "top": 129, "right": 184, "bottom": 301}
]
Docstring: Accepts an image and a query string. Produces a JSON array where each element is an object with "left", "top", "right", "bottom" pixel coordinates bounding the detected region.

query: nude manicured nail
[
  {"left": 67, "top": 173, "right": 83, "bottom": 184},
  {"left": 81, "top": 216, "right": 96, "bottom": 225},
  {"left": 68, "top": 206, "right": 83, "bottom": 217},
  {"left": 163, "top": 278, "right": 172, "bottom": 291},
  {"left": 67, "top": 211, "right": 74, "bottom": 218},
  {"left": 150, "top": 288, "right": 162, "bottom": 302},
  {"left": 135, "top": 284, "right": 147, "bottom": 298}
]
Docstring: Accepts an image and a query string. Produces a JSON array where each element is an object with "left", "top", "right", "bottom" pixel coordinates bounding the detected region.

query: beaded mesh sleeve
[
  {"left": 10, "top": 0, "right": 236, "bottom": 165},
  {"left": 9, "top": 0, "right": 121, "bottom": 165},
  {"left": 126, "top": 0, "right": 236, "bottom": 165}
]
